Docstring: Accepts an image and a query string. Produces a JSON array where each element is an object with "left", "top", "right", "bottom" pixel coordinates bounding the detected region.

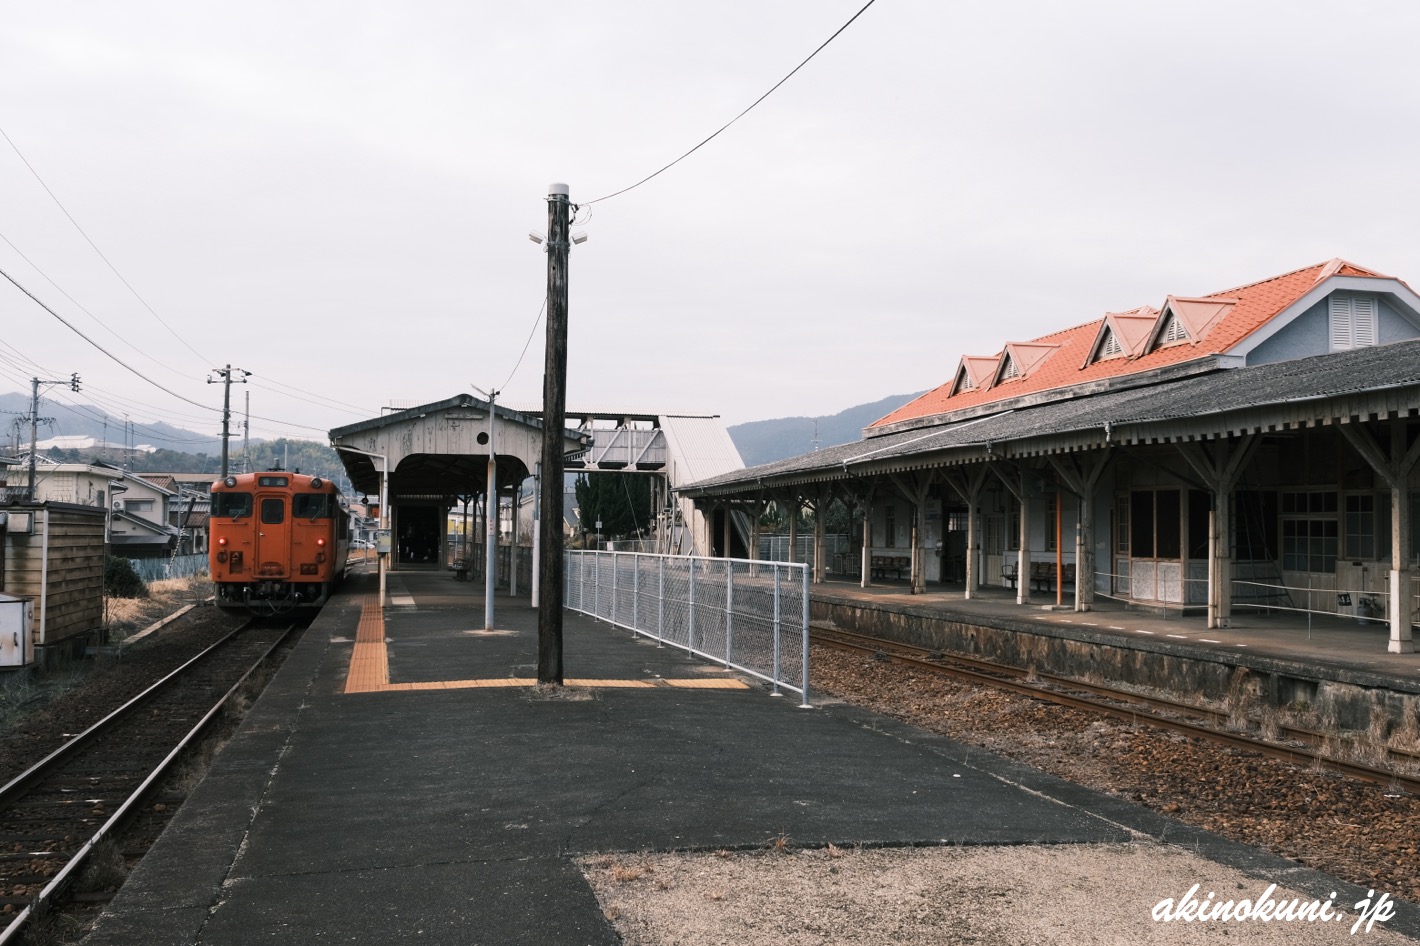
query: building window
[
  {"left": 1045, "top": 495, "right": 1057, "bottom": 552},
  {"left": 1330, "top": 294, "right": 1378, "bottom": 351},
  {"left": 1115, "top": 495, "right": 1130, "bottom": 554},
  {"left": 1281, "top": 490, "right": 1338, "bottom": 572},
  {"left": 126, "top": 499, "right": 154, "bottom": 512},
  {"left": 984, "top": 515, "right": 1003, "bottom": 555},
  {"left": 1000, "top": 355, "right": 1020, "bottom": 380},
  {"left": 1344, "top": 493, "right": 1376, "bottom": 560},
  {"left": 884, "top": 505, "right": 896, "bottom": 548},
  {"left": 1130, "top": 489, "right": 1181, "bottom": 559}
]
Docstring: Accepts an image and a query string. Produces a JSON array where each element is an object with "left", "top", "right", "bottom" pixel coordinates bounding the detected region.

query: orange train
[{"left": 208, "top": 471, "right": 349, "bottom": 613}]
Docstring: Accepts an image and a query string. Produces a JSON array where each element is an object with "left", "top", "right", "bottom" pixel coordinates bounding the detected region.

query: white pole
[
  {"left": 531, "top": 462, "right": 541, "bottom": 607},
  {"left": 485, "top": 390, "right": 498, "bottom": 630},
  {"left": 336, "top": 445, "right": 389, "bottom": 609}
]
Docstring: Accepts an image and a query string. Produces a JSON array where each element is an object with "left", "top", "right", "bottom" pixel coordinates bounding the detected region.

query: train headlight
[
  {"left": 218, "top": 536, "right": 228, "bottom": 546},
  {"left": 311, "top": 477, "right": 324, "bottom": 489},
  {"left": 216, "top": 551, "right": 228, "bottom": 563},
  {"left": 224, "top": 476, "right": 237, "bottom": 488},
  {"left": 317, "top": 538, "right": 326, "bottom": 546}
]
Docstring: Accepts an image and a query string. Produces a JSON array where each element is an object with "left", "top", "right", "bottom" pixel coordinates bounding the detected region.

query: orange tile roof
[{"left": 871, "top": 259, "right": 1391, "bottom": 429}]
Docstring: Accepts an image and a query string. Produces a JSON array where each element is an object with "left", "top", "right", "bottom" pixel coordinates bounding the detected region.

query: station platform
[
  {"left": 813, "top": 579, "right": 1420, "bottom": 694},
  {"left": 86, "top": 568, "right": 1418, "bottom": 944}
]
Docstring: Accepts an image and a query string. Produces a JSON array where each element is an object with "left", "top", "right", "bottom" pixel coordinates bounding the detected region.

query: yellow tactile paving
[
  {"left": 663, "top": 679, "right": 751, "bottom": 689},
  {"left": 343, "top": 593, "right": 391, "bottom": 694},
  {"left": 342, "top": 598, "right": 751, "bottom": 695}
]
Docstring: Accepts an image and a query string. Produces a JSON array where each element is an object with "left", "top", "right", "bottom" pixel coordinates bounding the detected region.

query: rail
[
  {"left": 566, "top": 550, "right": 810, "bottom": 706},
  {"left": 0, "top": 621, "right": 297, "bottom": 945}
]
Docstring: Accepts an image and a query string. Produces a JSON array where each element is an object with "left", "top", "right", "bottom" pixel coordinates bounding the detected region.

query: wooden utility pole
[
  {"left": 537, "top": 183, "right": 572, "bottom": 684},
  {"left": 208, "top": 366, "right": 249, "bottom": 478}
]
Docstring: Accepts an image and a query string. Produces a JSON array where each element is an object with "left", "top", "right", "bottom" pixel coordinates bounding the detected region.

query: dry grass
[{"left": 105, "top": 576, "right": 213, "bottom": 641}]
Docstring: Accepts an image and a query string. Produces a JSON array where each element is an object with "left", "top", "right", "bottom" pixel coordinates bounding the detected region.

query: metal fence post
[
  {"left": 632, "top": 553, "right": 640, "bottom": 637},
  {"left": 724, "top": 560, "right": 734, "bottom": 669},
  {"left": 612, "top": 551, "right": 619, "bottom": 627},
  {"left": 657, "top": 555, "right": 665, "bottom": 647},
  {"left": 688, "top": 556, "right": 697, "bottom": 653},
  {"left": 771, "top": 564, "right": 782, "bottom": 697},
  {"left": 800, "top": 562, "right": 811, "bottom": 709}
]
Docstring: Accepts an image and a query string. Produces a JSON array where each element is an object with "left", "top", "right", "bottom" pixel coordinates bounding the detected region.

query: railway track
[
  {"left": 811, "top": 625, "right": 1420, "bottom": 795},
  {"left": 0, "top": 619, "right": 302, "bottom": 944}
]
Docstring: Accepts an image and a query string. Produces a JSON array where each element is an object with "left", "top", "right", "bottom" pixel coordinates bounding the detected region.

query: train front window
[
  {"left": 293, "top": 494, "right": 334, "bottom": 519},
  {"left": 214, "top": 493, "right": 253, "bottom": 518},
  {"left": 261, "top": 498, "right": 285, "bottom": 524}
]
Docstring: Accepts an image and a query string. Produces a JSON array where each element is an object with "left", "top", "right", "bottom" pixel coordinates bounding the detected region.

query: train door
[{"left": 255, "top": 488, "right": 291, "bottom": 576}]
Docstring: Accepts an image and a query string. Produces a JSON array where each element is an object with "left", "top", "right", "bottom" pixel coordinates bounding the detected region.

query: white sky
[{"left": 4, "top": 1, "right": 1420, "bottom": 447}]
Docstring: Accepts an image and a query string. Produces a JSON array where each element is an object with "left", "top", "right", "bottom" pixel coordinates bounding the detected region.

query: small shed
[{"left": 1, "top": 501, "right": 106, "bottom": 664}]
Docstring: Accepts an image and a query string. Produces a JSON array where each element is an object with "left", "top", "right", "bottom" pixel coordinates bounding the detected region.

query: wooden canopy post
[
  {"left": 888, "top": 471, "right": 935, "bottom": 595},
  {"left": 943, "top": 466, "right": 989, "bottom": 599},
  {"left": 1048, "top": 449, "right": 1112, "bottom": 613},
  {"left": 1177, "top": 435, "right": 1258, "bottom": 630},
  {"left": 992, "top": 463, "right": 1032, "bottom": 605},
  {"left": 1339, "top": 421, "right": 1420, "bottom": 653}
]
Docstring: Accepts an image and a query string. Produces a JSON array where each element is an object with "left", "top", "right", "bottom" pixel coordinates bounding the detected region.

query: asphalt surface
[{"left": 85, "top": 568, "right": 1420, "bottom": 944}]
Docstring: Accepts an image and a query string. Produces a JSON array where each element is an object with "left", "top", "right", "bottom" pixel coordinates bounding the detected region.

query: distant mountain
[
  {"left": 727, "top": 392, "right": 925, "bottom": 468},
  {"left": 0, "top": 392, "right": 223, "bottom": 455}
]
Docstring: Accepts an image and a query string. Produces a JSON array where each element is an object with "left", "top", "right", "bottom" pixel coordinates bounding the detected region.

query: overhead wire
[
  {"left": 0, "top": 263, "right": 218, "bottom": 412},
  {"left": 0, "top": 229, "right": 197, "bottom": 383},
  {"left": 584, "top": 0, "right": 879, "bottom": 205},
  {"left": 2, "top": 128, "right": 368, "bottom": 433},
  {"left": 500, "top": 295, "right": 548, "bottom": 392},
  {"left": 0, "top": 124, "right": 212, "bottom": 363}
]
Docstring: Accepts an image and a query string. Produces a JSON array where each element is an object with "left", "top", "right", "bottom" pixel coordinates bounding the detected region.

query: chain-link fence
[
  {"left": 125, "top": 554, "right": 208, "bottom": 582},
  {"left": 566, "top": 551, "right": 810, "bottom": 706}
]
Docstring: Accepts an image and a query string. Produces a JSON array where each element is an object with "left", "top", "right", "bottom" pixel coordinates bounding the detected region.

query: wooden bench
[
  {"left": 1030, "top": 561, "right": 1075, "bottom": 591},
  {"left": 1003, "top": 561, "right": 1075, "bottom": 591},
  {"left": 870, "top": 555, "right": 910, "bottom": 580}
]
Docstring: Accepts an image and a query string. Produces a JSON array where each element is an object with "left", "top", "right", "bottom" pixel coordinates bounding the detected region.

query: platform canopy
[{"left": 329, "top": 393, "right": 585, "bottom": 501}]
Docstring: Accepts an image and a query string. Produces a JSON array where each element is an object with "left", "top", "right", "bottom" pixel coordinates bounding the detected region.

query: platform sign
[{"left": 374, "top": 530, "right": 392, "bottom": 555}]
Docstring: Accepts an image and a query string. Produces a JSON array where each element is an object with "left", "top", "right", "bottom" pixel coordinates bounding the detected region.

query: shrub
[{"left": 105, "top": 556, "right": 148, "bottom": 599}]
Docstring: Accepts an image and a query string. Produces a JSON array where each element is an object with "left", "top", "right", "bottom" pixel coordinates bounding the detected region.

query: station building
[
  {"left": 329, "top": 394, "right": 745, "bottom": 580},
  {"left": 678, "top": 259, "right": 1420, "bottom": 654}
]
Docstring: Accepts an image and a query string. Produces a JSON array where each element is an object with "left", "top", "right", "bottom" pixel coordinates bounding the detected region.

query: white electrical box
[
  {"left": 1, "top": 513, "right": 33, "bottom": 534},
  {"left": 0, "top": 594, "right": 34, "bottom": 667}
]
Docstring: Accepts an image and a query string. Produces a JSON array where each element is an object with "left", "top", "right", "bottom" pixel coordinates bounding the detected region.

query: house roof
[
  {"left": 679, "top": 336, "right": 1420, "bottom": 495},
  {"left": 138, "top": 474, "right": 178, "bottom": 493},
  {"left": 871, "top": 259, "right": 1393, "bottom": 431}
]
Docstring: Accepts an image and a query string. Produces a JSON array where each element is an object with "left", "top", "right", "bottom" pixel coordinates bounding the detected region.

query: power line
[
  {"left": 0, "top": 229, "right": 199, "bottom": 382},
  {"left": 0, "top": 263, "right": 218, "bottom": 413},
  {"left": 501, "top": 295, "right": 548, "bottom": 391},
  {"left": 585, "top": 0, "right": 879, "bottom": 205},
  {"left": 0, "top": 124, "right": 212, "bottom": 363}
]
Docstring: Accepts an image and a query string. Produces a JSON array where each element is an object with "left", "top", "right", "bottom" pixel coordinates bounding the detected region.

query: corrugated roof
[{"left": 659, "top": 414, "right": 745, "bottom": 487}]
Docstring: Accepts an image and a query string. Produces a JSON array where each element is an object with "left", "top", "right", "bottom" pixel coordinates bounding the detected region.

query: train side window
[
  {"left": 214, "top": 493, "right": 253, "bottom": 518},
  {"left": 293, "top": 494, "right": 334, "bottom": 519},
  {"left": 261, "top": 498, "right": 285, "bottom": 524}
]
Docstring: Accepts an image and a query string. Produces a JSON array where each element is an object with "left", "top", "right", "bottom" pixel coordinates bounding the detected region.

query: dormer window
[
  {"left": 1160, "top": 314, "right": 1188, "bottom": 344},
  {"left": 1000, "top": 354, "right": 1021, "bottom": 380},
  {"left": 1329, "top": 293, "right": 1377, "bottom": 350},
  {"left": 1099, "top": 329, "right": 1124, "bottom": 358},
  {"left": 958, "top": 369, "right": 975, "bottom": 392}
]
